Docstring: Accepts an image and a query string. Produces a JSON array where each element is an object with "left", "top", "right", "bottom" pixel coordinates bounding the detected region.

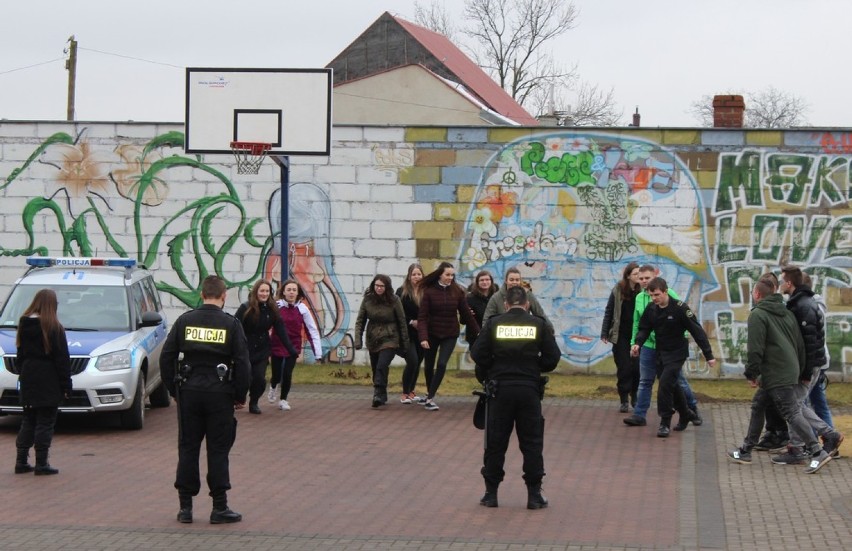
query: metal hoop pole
[{"left": 271, "top": 155, "right": 290, "bottom": 284}]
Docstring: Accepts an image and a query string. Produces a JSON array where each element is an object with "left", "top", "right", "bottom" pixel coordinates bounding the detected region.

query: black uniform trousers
[
  {"left": 482, "top": 383, "right": 545, "bottom": 487},
  {"left": 655, "top": 350, "right": 690, "bottom": 421},
  {"left": 175, "top": 389, "right": 235, "bottom": 498}
]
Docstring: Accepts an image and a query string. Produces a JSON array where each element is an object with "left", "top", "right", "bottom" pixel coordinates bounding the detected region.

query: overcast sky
[{"left": 2, "top": 0, "right": 849, "bottom": 127}]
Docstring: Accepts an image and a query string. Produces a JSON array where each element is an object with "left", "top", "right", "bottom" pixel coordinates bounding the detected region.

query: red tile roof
[{"left": 393, "top": 14, "right": 538, "bottom": 126}]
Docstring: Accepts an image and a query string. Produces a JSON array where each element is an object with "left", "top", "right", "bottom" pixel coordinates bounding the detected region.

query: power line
[
  {"left": 0, "top": 57, "right": 65, "bottom": 76},
  {"left": 79, "top": 47, "right": 183, "bottom": 69}
]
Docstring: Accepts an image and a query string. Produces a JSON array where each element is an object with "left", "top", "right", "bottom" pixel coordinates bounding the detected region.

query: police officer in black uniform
[
  {"left": 470, "top": 286, "right": 561, "bottom": 510},
  {"left": 632, "top": 277, "right": 715, "bottom": 438},
  {"left": 160, "top": 275, "right": 251, "bottom": 524}
]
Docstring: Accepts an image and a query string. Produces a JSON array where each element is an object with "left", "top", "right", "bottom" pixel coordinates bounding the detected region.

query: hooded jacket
[
  {"left": 270, "top": 299, "right": 323, "bottom": 359},
  {"left": 16, "top": 316, "right": 72, "bottom": 407},
  {"left": 745, "top": 293, "right": 806, "bottom": 390},
  {"left": 785, "top": 286, "right": 827, "bottom": 380},
  {"left": 355, "top": 294, "right": 409, "bottom": 353}
]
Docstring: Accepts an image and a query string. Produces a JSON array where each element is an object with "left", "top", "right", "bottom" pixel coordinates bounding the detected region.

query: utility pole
[{"left": 65, "top": 35, "right": 77, "bottom": 121}]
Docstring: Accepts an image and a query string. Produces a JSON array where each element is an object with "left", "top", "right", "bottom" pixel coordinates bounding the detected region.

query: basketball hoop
[{"left": 230, "top": 141, "right": 271, "bottom": 174}]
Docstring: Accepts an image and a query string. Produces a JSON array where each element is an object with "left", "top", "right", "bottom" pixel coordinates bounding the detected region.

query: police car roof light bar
[{"left": 26, "top": 257, "right": 138, "bottom": 268}]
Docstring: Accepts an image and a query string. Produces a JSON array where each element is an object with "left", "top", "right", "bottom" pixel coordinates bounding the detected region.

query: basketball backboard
[{"left": 185, "top": 68, "right": 332, "bottom": 156}]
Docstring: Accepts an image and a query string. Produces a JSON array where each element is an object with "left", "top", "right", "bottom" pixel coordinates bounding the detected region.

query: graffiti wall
[{"left": 1, "top": 123, "right": 851, "bottom": 377}]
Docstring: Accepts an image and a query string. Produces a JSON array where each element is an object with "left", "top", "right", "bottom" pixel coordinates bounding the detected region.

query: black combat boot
[
  {"left": 210, "top": 494, "right": 242, "bottom": 524},
  {"left": 34, "top": 448, "right": 58, "bottom": 476},
  {"left": 15, "top": 447, "right": 34, "bottom": 474},
  {"left": 657, "top": 417, "right": 672, "bottom": 438},
  {"left": 372, "top": 387, "right": 382, "bottom": 408},
  {"left": 526, "top": 483, "right": 548, "bottom": 510},
  {"left": 479, "top": 481, "right": 498, "bottom": 507},
  {"left": 177, "top": 494, "right": 193, "bottom": 523}
]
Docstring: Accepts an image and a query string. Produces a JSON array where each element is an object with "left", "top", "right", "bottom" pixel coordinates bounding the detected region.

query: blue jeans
[
  {"left": 634, "top": 346, "right": 699, "bottom": 419},
  {"left": 633, "top": 347, "right": 657, "bottom": 418},
  {"left": 808, "top": 371, "right": 834, "bottom": 428}
]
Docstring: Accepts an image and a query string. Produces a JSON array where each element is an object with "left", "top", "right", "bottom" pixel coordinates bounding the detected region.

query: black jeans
[
  {"left": 270, "top": 355, "right": 298, "bottom": 400},
  {"left": 482, "top": 384, "right": 544, "bottom": 487},
  {"left": 423, "top": 336, "right": 457, "bottom": 399},
  {"left": 612, "top": 337, "right": 639, "bottom": 404},
  {"left": 16, "top": 406, "right": 59, "bottom": 452},
  {"left": 401, "top": 340, "right": 424, "bottom": 395},
  {"left": 655, "top": 351, "right": 690, "bottom": 423},
  {"left": 175, "top": 390, "right": 235, "bottom": 498},
  {"left": 248, "top": 358, "right": 268, "bottom": 405}
]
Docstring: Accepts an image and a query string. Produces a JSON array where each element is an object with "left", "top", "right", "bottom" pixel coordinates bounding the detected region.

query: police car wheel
[{"left": 120, "top": 375, "right": 145, "bottom": 430}]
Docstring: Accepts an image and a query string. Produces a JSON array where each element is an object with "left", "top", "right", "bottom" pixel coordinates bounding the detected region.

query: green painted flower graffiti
[{"left": 1, "top": 130, "right": 271, "bottom": 307}]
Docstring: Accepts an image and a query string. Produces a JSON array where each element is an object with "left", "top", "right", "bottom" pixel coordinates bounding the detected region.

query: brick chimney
[
  {"left": 712, "top": 95, "right": 745, "bottom": 128},
  {"left": 630, "top": 106, "right": 641, "bottom": 127}
]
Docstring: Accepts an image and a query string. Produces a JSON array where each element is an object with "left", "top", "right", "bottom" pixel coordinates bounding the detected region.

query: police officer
[
  {"left": 631, "top": 277, "right": 715, "bottom": 438},
  {"left": 470, "top": 286, "right": 561, "bottom": 510},
  {"left": 160, "top": 275, "right": 251, "bottom": 524}
]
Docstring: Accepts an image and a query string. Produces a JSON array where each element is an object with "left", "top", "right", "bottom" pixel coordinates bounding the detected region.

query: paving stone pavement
[{"left": 0, "top": 384, "right": 850, "bottom": 550}]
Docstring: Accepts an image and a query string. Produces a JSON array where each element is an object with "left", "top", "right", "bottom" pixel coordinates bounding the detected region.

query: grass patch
[{"left": 291, "top": 365, "right": 852, "bottom": 406}]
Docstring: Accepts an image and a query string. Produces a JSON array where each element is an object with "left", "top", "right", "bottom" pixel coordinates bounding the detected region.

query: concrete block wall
[{"left": 2, "top": 121, "right": 852, "bottom": 379}]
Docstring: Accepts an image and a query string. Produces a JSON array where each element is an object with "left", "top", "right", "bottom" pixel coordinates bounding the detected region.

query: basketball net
[{"left": 230, "top": 141, "right": 271, "bottom": 174}]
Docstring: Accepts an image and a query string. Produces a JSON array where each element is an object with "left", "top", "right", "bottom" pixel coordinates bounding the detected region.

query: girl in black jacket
[
  {"left": 15, "top": 289, "right": 72, "bottom": 475},
  {"left": 395, "top": 263, "right": 424, "bottom": 403},
  {"left": 235, "top": 279, "right": 297, "bottom": 414},
  {"left": 601, "top": 262, "right": 641, "bottom": 412}
]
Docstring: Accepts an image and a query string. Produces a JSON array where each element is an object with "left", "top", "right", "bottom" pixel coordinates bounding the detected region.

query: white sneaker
[
  {"left": 267, "top": 387, "right": 277, "bottom": 404},
  {"left": 424, "top": 399, "right": 439, "bottom": 411},
  {"left": 278, "top": 399, "right": 291, "bottom": 411}
]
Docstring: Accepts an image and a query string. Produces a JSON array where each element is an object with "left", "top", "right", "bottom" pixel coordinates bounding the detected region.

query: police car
[{"left": 0, "top": 257, "right": 170, "bottom": 429}]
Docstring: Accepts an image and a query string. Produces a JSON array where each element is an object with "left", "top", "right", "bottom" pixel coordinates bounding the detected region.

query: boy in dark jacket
[
  {"left": 769, "top": 265, "right": 844, "bottom": 463},
  {"left": 632, "top": 277, "right": 715, "bottom": 437},
  {"left": 727, "top": 280, "right": 833, "bottom": 474}
]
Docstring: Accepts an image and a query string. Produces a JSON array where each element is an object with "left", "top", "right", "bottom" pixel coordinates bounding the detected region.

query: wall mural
[
  {"left": 456, "top": 133, "right": 718, "bottom": 374},
  {"left": 456, "top": 132, "right": 852, "bottom": 377},
  {"left": 3, "top": 126, "right": 852, "bottom": 376}
]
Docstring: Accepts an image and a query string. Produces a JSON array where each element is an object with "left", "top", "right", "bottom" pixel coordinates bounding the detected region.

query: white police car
[{"left": 0, "top": 257, "right": 170, "bottom": 429}]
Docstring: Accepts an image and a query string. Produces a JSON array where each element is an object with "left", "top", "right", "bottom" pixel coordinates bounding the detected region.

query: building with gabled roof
[{"left": 327, "top": 11, "right": 537, "bottom": 126}]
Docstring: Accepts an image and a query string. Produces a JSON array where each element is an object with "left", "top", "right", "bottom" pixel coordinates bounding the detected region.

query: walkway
[{"left": 1, "top": 385, "right": 850, "bottom": 550}]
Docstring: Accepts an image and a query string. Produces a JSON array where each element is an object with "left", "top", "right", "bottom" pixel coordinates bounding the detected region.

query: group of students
[
  {"left": 354, "top": 262, "right": 554, "bottom": 412},
  {"left": 234, "top": 279, "right": 323, "bottom": 415},
  {"left": 601, "top": 263, "right": 708, "bottom": 436},
  {"left": 601, "top": 261, "right": 844, "bottom": 472},
  {"left": 726, "top": 266, "right": 843, "bottom": 474}
]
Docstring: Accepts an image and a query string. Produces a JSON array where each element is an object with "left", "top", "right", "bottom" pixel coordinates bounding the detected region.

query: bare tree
[
  {"left": 529, "top": 81, "right": 622, "bottom": 126},
  {"left": 463, "top": 0, "right": 578, "bottom": 107},
  {"left": 566, "top": 82, "right": 622, "bottom": 126},
  {"left": 745, "top": 87, "right": 809, "bottom": 128},
  {"left": 413, "top": 1, "right": 458, "bottom": 42},
  {"left": 413, "top": 0, "right": 620, "bottom": 124},
  {"left": 689, "top": 87, "right": 809, "bottom": 128}
]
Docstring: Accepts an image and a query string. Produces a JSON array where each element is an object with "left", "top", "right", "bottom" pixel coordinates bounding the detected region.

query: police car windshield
[{"left": 0, "top": 284, "right": 130, "bottom": 331}]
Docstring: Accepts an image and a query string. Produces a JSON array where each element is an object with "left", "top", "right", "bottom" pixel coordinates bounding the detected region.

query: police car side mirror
[{"left": 139, "top": 311, "right": 163, "bottom": 328}]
